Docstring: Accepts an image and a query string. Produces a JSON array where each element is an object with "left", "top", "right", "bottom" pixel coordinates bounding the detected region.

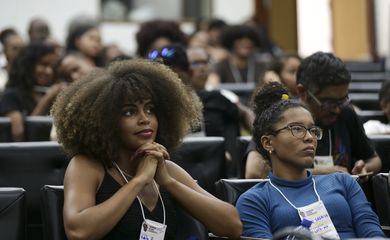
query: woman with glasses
[{"left": 236, "top": 82, "right": 384, "bottom": 239}]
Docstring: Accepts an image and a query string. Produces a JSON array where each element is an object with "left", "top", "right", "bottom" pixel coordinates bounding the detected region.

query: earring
[{"left": 269, "top": 149, "right": 273, "bottom": 154}]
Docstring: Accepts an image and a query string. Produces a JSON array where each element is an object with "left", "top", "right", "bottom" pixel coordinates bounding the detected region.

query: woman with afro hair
[{"left": 52, "top": 59, "right": 242, "bottom": 239}]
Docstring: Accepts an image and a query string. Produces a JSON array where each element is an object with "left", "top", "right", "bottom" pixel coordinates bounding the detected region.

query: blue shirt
[{"left": 236, "top": 172, "right": 384, "bottom": 239}]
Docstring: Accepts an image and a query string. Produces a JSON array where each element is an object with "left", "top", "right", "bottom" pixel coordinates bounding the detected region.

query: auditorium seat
[
  {"left": 370, "top": 135, "right": 390, "bottom": 173},
  {"left": 0, "top": 187, "right": 27, "bottom": 240},
  {"left": 0, "top": 142, "right": 70, "bottom": 240},
  {"left": 215, "top": 179, "right": 268, "bottom": 205},
  {"left": 41, "top": 185, "right": 209, "bottom": 240},
  {"left": 371, "top": 173, "right": 390, "bottom": 236},
  {"left": 235, "top": 136, "right": 251, "bottom": 179},
  {"left": 349, "top": 93, "right": 380, "bottom": 110},
  {"left": 0, "top": 117, "right": 12, "bottom": 142},
  {"left": 345, "top": 61, "right": 385, "bottom": 72},
  {"left": 24, "top": 116, "right": 53, "bottom": 141},
  {"left": 171, "top": 136, "right": 226, "bottom": 196},
  {"left": 357, "top": 110, "right": 387, "bottom": 124}
]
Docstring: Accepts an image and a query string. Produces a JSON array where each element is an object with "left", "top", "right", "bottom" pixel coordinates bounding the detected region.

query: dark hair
[
  {"left": 51, "top": 59, "right": 202, "bottom": 167},
  {"left": 268, "top": 53, "right": 302, "bottom": 76},
  {"left": 7, "top": 43, "right": 55, "bottom": 91},
  {"left": 148, "top": 44, "right": 189, "bottom": 73},
  {"left": 379, "top": 80, "right": 390, "bottom": 104},
  {"left": 207, "top": 19, "right": 227, "bottom": 31},
  {"left": 65, "top": 19, "right": 98, "bottom": 53},
  {"left": 220, "top": 25, "right": 262, "bottom": 51},
  {"left": 136, "top": 20, "right": 188, "bottom": 57},
  {"left": 297, "top": 51, "right": 351, "bottom": 93},
  {"left": 252, "top": 82, "right": 307, "bottom": 161},
  {"left": 0, "top": 28, "right": 17, "bottom": 46}
]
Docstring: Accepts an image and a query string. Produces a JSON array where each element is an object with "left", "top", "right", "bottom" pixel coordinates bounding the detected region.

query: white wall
[
  {"left": 213, "top": 0, "right": 254, "bottom": 24},
  {"left": 375, "top": 0, "right": 390, "bottom": 60},
  {"left": 297, "top": 0, "right": 332, "bottom": 57}
]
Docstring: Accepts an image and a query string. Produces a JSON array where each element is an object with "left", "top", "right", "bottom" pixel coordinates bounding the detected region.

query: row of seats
[
  {"left": 2, "top": 173, "right": 388, "bottom": 240},
  {"left": 0, "top": 137, "right": 226, "bottom": 240}
]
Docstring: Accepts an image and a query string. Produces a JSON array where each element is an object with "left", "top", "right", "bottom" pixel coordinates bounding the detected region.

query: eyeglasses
[
  {"left": 148, "top": 47, "right": 176, "bottom": 61},
  {"left": 272, "top": 124, "right": 323, "bottom": 140},
  {"left": 307, "top": 91, "right": 350, "bottom": 112}
]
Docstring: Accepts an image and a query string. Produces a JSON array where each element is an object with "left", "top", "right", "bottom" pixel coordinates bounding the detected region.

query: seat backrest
[
  {"left": 0, "top": 117, "right": 12, "bottom": 142},
  {"left": 370, "top": 135, "right": 390, "bottom": 173},
  {"left": 372, "top": 173, "right": 390, "bottom": 226},
  {"left": 235, "top": 136, "right": 251, "bottom": 179},
  {"left": 41, "top": 185, "right": 209, "bottom": 240},
  {"left": 0, "top": 142, "right": 70, "bottom": 239},
  {"left": 24, "top": 116, "right": 53, "bottom": 141},
  {"left": 40, "top": 185, "right": 66, "bottom": 240},
  {"left": 215, "top": 179, "right": 268, "bottom": 205},
  {"left": 0, "top": 187, "right": 27, "bottom": 240},
  {"left": 357, "top": 110, "right": 388, "bottom": 124},
  {"left": 171, "top": 137, "right": 226, "bottom": 196},
  {"left": 349, "top": 93, "right": 380, "bottom": 110}
]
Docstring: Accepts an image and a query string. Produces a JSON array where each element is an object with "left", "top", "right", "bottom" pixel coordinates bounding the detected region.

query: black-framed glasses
[
  {"left": 272, "top": 124, "right": 323, "bottom": 140},
  {"left": 307, "top": 91, "right": 350, "bottom": 112}
]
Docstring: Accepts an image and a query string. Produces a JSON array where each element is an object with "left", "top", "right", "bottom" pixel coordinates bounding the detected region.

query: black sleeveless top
[{"left": 96, "top": 171, "right": 179, "bottom": 239}]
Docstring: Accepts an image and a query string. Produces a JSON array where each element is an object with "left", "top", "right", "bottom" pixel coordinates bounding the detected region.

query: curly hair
[
  {"left": 7, "top": 43, "right": 55, "bottom": 91},
  {"left": 0, "top": 28, "right": 17, "bottom": 46},
  {"left": 252, "top": 82, "right": 307, "bottom": 161},
  {"left": 136, "top": 20, "right": 188, "bottom": 57},
  {"left": 297, "top": 51, "right": 351, "bottom": 93},
  {"left": 220, "top": 24, "right": 262, "bottom": 51},
  {"left": 51, "top": 59, "right": 202, "bottom": 167}
]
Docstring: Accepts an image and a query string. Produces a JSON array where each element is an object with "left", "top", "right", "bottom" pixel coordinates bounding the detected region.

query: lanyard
[
  {"left": 113, "top": 162, "right": 166, "bottom": 225},
  {"left": 269, "top": 178, "right": 320, "bottom": 210},
  {"left": 228, "top": 57, "right": 255, "bottom": 83}
]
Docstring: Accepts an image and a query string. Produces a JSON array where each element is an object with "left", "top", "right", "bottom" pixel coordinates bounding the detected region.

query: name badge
[
  {"left": 297, "top": 201, "right": 340, "bottom": 239},
  {"left": 139, "top": 219, "right": 167, "bottom": 240},
  {"left": 314, "top": 155, "right": 334, "bottom": 168}
]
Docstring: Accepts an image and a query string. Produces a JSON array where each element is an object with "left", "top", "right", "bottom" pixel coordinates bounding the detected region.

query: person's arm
[
  {"left": 309, "top": 165, "right": 348, "bottom": 175},
  {"left": 342, "top": 174, "right": 385, "bottom": 238},
  {"left": 6, "top": 111, "right": 24, "bottom": 142},
  {"left": 155, "top": 160, "right": 243, "bottom": 239},
  {"left": 63, "top": 154, "right": 157, "bottom": 240},
  {"left": 245, "top": 150, "right": 269, "bottom": 179},
  {"left": 351, "top": 154, "right": 382, "bottom": 175},
  {"left": 31, "top": 83, "right": 66, "bottom": 116}
]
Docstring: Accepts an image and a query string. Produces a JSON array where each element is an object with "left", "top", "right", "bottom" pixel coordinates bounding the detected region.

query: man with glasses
[{"left": 245, "top": 51, "right": 381, "bottom": 178}]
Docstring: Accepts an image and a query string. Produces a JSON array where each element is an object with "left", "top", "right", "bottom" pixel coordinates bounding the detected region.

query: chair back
[
  {"left": 372, "top": 173, "right": 390, "bottom": 226},
  {"left": 0, "top": 117, "right": 12, "bottom": 142},
  {"left": 171, "top": 137, "right": 226, "bottom": 196},
  {"left": 0, "top": 187, "right": 27, "bottom": 240},
  {"left": 24, "top": 116, "right": 53, "bottom": 141},
  {"left": 0, "top": 142, "right": 70, "bottom": 239},
  {"left": 370, "top": 135, "right": 390, "bottom": 172},
  {"left": 215, "top": 179, "right": 268, "bottom": 205}
]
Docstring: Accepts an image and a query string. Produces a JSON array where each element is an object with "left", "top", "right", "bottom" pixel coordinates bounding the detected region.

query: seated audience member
[
  {"left": 0, "top": 43, "right": 61, "bottom": 141},
  {"left": 236, "top": 82, "right": 385, "bottom": 239},
  {"left": 263, "top": 53, "right": 302, "bottom": 96},
  {"left": 51, "top": 59, "right": 242, "bottom": 239},
  {"left": 364, "top": 80, "right": 390, "bottom": 135},
  {"left": 245, "top": 52, "right": 382, "bottom": 178},
  {"left": 135, "top": 20, "right": 188, "bottom": 58},
  {"left": 207, "top": 24, "right": 270, "bottom": 87},
  {"left": 149, "top": 44, "right": 254, "bottom": 173},
  {"left": 65, "top": 16, "right": 103, "bottom": 66},
  {"left": 0, "top": 28, "right": 25, "bottom": 91}
]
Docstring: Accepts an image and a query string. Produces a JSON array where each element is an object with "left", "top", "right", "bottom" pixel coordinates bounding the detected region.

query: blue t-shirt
[{"left": 236, "top": 171, "right": 384, "bottom": 239}]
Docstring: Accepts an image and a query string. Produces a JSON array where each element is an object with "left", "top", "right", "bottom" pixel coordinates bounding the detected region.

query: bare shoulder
[{"left": 64, "top": 154, "right": 105, "bottom": 191}]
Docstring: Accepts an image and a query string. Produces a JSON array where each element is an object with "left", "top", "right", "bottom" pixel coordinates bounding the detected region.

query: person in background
[
  {"left": 65, "top": 16, "right": 103, "bottom": 66},
  {"left": 28, "top": 18, "right": 50, "bottom": 43},
  {"left": 207, "top": 24, "right": 270, "bottom": 87},
  {"left": 0, "top": 43, "right": 61, "bottom": 141},
  {"left": 135, "top": 20, "right": 188, "bottom": 58},
  {"left": 0, "top": 28, "right": 25, "bottom": 91},
  {"left": 262, "top": 53, "right": 302, "bottom": 96},
  {"left": 364, "top": 80, "right": 390, "bottom": 135},
  {"left": 244, "top": 52, "right": 382, "bottom": 178},
  {"left": 52, "top": 59, "right": 242, "bottom": 239},
  {"left": 236, "top": 82, "right": 384, "bottom": 239}
]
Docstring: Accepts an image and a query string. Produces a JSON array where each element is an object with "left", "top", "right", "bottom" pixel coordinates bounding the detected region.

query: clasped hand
[{"left": 132, "top": 142, "right": 172, "bottom": 186}]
